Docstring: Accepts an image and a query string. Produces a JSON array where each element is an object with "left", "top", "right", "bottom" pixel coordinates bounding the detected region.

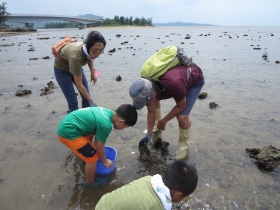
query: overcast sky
[{"left": 3, "top": 0, "right": 280, "bottom": 26}]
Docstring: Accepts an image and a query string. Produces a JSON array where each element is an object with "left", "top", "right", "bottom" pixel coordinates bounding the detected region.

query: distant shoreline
[
  {"left": 0, "top": 30, "right": 36, "bottom": 37},
  {"left": 86, "top": 25, "right": 154, "bottom": 30},
  {"left": 0, "top": 26, "right": 153, "bottom": 36}
]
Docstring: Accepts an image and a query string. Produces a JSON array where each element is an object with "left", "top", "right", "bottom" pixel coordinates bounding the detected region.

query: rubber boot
[
  {"left": 152, "top": 108, "right": 162, "bottom": 143},
  {"left": 175, "top": 128, "right": 191, "bottom": 159}
]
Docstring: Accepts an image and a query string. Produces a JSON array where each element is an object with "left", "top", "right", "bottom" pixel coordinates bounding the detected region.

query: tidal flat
[{"left": 0, "top": 26, "right": 280, "bottom": 210}]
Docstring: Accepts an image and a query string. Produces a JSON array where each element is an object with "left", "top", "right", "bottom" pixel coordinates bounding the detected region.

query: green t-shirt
[
  {"left": 95, "top": 176, "right": 164, "bottom": 210},
  {"left": 54, "top": 42, "right": 89, "bottom": 76},
  {"left": 57, "top": 107, "right": 113, "bottom": 143}
]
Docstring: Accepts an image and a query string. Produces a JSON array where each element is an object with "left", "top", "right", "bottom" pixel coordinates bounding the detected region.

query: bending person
[
  {"left": 54, "top": 30, "right": 106, "bottom": 112},
  {"left": 129, "top": 61, "right": 204, "bottom": 159}
]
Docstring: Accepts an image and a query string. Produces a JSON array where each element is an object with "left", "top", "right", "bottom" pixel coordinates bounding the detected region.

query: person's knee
[{"left": 177, "top": 115, "right": 191, "bottom": 129}]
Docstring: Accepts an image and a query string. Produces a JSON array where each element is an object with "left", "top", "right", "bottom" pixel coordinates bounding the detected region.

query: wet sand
[
  {"left": 0, "top": 26, "right": 280, "bottom": 210},
  {"left": 0, "top": 31, "right": 36, "bottom": 36}
]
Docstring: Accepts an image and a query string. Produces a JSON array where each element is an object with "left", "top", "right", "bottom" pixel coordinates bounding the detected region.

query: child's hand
[{"left": 103, "top": 159, "right": 113, "bottom": 168}]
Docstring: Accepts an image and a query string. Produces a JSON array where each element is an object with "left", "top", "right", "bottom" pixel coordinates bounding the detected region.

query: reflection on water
[{"left": 0, "top": 26, "right": 280, "bottom": 209}]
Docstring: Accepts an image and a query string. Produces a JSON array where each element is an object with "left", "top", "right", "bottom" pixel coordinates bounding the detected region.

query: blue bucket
[{"left": 96, "top": 146, "right": 118, "bottom": 175}]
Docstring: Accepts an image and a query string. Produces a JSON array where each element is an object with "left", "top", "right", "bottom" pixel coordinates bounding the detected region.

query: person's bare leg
[
  {"left": 177, "top": 115, "right": 191, "bottom": 130},
  {"left": 85, "top": 162, "right": 97, "bottom": 184}
]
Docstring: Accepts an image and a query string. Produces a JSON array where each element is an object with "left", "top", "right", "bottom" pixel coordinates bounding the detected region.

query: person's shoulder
[
  {"left": 94, "top": 107, "right": 114, "bottom": 120},
  {"left": 68, "top": 41, "right": 83, "bottom": 47},
  {"left": 99, "top": 107, "right": 114, "bottom": 114},
  {"left": 161, "top": 65, "right": 184, "bottom": 78},
  {"left": 135, "top": 175, "right": 152, "bottom": 183},
  {"left": 171, "top": 64, "right": 187, "bottom": 70},
  {"left": 71, "top": 108, "right": 91, "bottom": 116},
  {"left": 63, "top": 42, "right": 83, "bottom": 53},
  {"left": 101, "top": 107, "right": 113, "bottom": 112}
]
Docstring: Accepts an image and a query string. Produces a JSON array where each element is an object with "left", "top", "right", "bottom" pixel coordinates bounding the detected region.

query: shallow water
[{"left": 0, "top": 26, "right": 280, "bottom": 210}]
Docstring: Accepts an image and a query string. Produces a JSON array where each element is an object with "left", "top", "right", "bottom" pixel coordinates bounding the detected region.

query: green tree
[
  {"left": 146, "top": 17, "right": 153, "bottom": 26},
  {"left": 119, "top": 16, "right": 125, "bottom": 25},
  {"left": 114, "top": 15, "right": 119, "bottom": 23},
  {"left": 103, "top": 18, "right": 110, "bottom": 25},
  {"left": 133, "top": 17, "right": 140, "bottom": 26},
  {"left": 125, "top": 17, "right": 129, "bottom": 25},
  {"left": 101, "top": 15, "right": 152, "bottom": 27},
  {"left": 0, "top": 2, "right": 10, "bottom": 25},
  {"left": 141, "top": 17, "right": 146, "bottom": 26}
]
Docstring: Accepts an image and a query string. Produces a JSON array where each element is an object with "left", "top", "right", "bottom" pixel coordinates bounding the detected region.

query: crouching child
[
  {"left": 95, "top": 160, "right": 198, "bottom": 209},
  {"left": 57, "top": 104, "right": 138, "bottom": 187}
]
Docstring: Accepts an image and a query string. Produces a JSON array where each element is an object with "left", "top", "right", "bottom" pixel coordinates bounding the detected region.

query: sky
[{"left": 3, "top": 0, "right": 280, "bottom": 26}]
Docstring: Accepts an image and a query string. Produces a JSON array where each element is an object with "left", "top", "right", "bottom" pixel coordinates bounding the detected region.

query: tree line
[
  {"left": 0, "top": 2, "right": 10, "bottom": 25},
  {"left": 43, "top": 15, "right": 153, "bottom": 28},
  {"left": 103, "top": 15, "right": 153, "bottom": 26}
]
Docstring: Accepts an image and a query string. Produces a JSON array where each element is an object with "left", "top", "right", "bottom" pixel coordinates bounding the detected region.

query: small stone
[
  {"left": 116, "top": 75, "right": 122, "bottom": 82},
  {"left": 198, "top": 92, "right": 208, "bottom": 99},
  {"left": 209, "top": 102, "right": 218, "bottom": 108}
]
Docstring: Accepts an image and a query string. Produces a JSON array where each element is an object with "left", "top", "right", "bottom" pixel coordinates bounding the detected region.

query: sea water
[{"left": 0, "top": 26, "right": 280, "bottom": 210}]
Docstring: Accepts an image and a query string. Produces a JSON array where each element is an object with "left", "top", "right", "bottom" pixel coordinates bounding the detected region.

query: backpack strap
[
  {"left": 187, "top": 66, "right": 192, "bottom": 81},
  {"left": 155, "top": 66, "right": 192, "bottom": 95},
  {"left": 154, "top": 80, "right": 170, "bottom": 95},
  {"left": 184, "top": 66, "right": 192, "bottom": 88}
]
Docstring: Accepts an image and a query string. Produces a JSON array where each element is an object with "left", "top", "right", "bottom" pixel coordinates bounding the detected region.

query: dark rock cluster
[
  {"left": 15, "top": 89, "right": 32, "bottom": 96},
  {"left": 40, "top": 81, "right": 57, "bottom": 96},
  {"left": 246, "top": 145, "right": 280, "bottom": 171}
]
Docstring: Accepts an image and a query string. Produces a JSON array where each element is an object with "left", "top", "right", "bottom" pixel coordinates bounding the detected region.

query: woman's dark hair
[
  {"left": 84, "top": 30, "right": 106, "bottom": 53},
  {"left": 115, "top": 104, "right": 138, "bottom": 126},
  {"left": 162, "top": 160, "right": 198, "bottom": 196}
]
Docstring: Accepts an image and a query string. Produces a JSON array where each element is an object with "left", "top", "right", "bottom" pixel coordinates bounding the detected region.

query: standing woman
[{"left": 54, "top": 31, "right": 106, "bottom": 112}]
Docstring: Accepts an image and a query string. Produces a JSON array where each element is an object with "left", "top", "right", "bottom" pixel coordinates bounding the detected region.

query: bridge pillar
[
  {"left": 78, "top": 23, "right": 87, "bottom": 30},
  {"left": 25, "top": 23, "right": 37, "bottom": 31}
]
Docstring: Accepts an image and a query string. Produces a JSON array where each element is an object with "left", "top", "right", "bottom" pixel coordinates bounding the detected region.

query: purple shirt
[{"left": 156, "top": 64, "right": 204, "bottom": 102}]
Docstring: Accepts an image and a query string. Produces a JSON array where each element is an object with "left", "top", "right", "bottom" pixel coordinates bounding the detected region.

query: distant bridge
[{"left": 6, "top": 14, "right": 103, "bottom": 31}]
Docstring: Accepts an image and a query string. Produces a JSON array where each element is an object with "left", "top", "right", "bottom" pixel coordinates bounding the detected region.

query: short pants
[
  {"left": 58, "top": 135, "right": 99, "bottom": 163},
  {"left": 180, "top": 78, "right": 205, "bottom": 115}
]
